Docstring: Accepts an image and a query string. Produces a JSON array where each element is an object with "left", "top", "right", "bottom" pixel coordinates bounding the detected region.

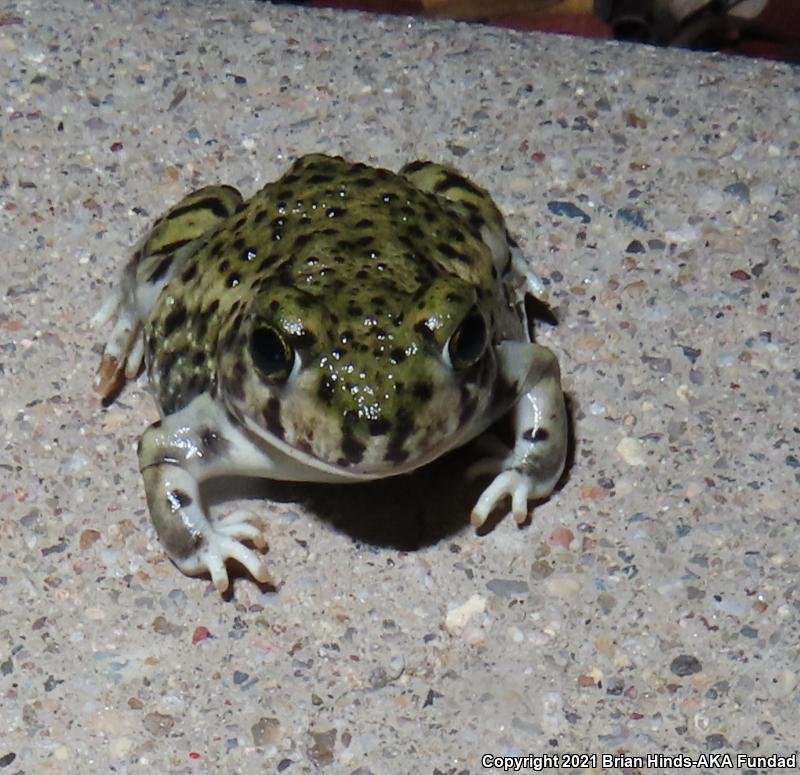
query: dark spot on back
[
  {"left": 401, "top": 160, "right": 430, "bottom": 174},
  {"left": 433, "top": 171, "right": 485, "bottom": 198},
  {"left": 147, "top": 254, "right": 175, "bottom": 284},
  {"left": 292, "top": 233, "right": 312, "bottom": 251},
  {"left": 259, "top": 252, "right": 281, "bottom": 270},
  {"left": 318, "top": 375, "right": 335, "bottom": 404},
  {"left": 163, "top": 305, "right": 187, "bottom": 337},
  {"left": 167, "top": 196, "right": 233, "bottom": 220},
  {"left": 181, "top": 263, "right": 198, "bottom": 283},
  {"left": 468, "top": 213, "right": 485, "bottom": 231}
]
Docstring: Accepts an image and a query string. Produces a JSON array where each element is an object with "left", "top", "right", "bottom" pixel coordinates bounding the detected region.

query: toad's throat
[{"left": 241, "top": 410, "right": 489, "bottom": 482}]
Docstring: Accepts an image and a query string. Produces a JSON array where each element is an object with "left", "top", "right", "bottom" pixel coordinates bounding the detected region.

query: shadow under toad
[
  {"left": 202, "top": 392, "right": 577, "bottom": 555},
  {"left": 203, "top": 443, "right": 484, "bottom": 552}
]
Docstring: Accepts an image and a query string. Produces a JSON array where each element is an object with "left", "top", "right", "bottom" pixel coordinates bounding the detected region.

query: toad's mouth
[{"left": 240, "top": 411, "right": 490, "bottom": 484}]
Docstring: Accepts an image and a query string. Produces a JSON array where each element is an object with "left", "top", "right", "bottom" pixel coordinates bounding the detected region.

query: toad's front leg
[
  {"left": 469, "top": 340, "right": 568, "bottom": 527},
  {"left": 138, "top": 396, "right": 273, "bottom": 592}
]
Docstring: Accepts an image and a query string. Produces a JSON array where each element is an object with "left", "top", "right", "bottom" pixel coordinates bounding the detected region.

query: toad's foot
[
  {"left": 91, "top": 285, "right": 144, "bottom": 397},
  {"left": 177, "top": 512, "right": 272, "bottom": 593},
  {"left": 142, "top": 461, "right": 271, "bottom": 593},
  {"left": 469, "top": 341, "right": 568, "bottom": 528},
  {"left": 469, "top": 465, "right": 542, "bottom": 527},
  {"left": 91, "top": 247, "right": 173, "bottom": 398}
]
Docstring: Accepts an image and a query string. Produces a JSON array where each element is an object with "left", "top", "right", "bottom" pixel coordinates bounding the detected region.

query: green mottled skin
[
  {"left": 96, "top": 153, "right": 568, "bottom": 591},
  {"left": 146, "top": 154, "right": 518, "bottom": 471}
]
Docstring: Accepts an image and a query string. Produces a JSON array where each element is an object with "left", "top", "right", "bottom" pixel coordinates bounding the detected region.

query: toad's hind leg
[
  {"left": 399, "top": 159, "right": 513, "bottom": 270},
  {"left": 92, "top": 185, "right": 243, "bottom": 398},
  {"left": 401, "top": 160, "right": 551, "bottom": 307}
]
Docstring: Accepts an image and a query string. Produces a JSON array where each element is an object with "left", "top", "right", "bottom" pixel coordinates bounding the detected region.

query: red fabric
[{"left": 295, "top": 0, "right": 797, "bottom": 61}]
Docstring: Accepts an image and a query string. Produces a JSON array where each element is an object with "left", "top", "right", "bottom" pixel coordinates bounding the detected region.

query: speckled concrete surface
[{"left": 1, "top": 2, "right": 799, "bottom": 773}]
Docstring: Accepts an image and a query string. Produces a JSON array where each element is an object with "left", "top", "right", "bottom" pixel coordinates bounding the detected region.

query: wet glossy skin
[{"left": 94, "top": 154, "right": 568, "bottom": 592}]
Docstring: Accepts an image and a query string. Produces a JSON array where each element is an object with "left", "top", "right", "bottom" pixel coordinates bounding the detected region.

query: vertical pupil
[
  {"left": 250, "top": 326, "right": 292, "bottom": 376},
  {"left": 451, "top": 312, "right": 486, "bottom": 366}
]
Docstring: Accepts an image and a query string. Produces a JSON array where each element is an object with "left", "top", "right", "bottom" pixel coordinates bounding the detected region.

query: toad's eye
[
  {"left": 250, "top": 325, "right": 295, "bottom": 382},
  {"left": 447, "top": 308, "right": 487, "bottom": 370}
]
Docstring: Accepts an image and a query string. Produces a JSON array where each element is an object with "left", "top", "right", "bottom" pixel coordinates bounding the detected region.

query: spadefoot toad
[{"left": 94, "top": 154, "right": 567, "bottom": 592}]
